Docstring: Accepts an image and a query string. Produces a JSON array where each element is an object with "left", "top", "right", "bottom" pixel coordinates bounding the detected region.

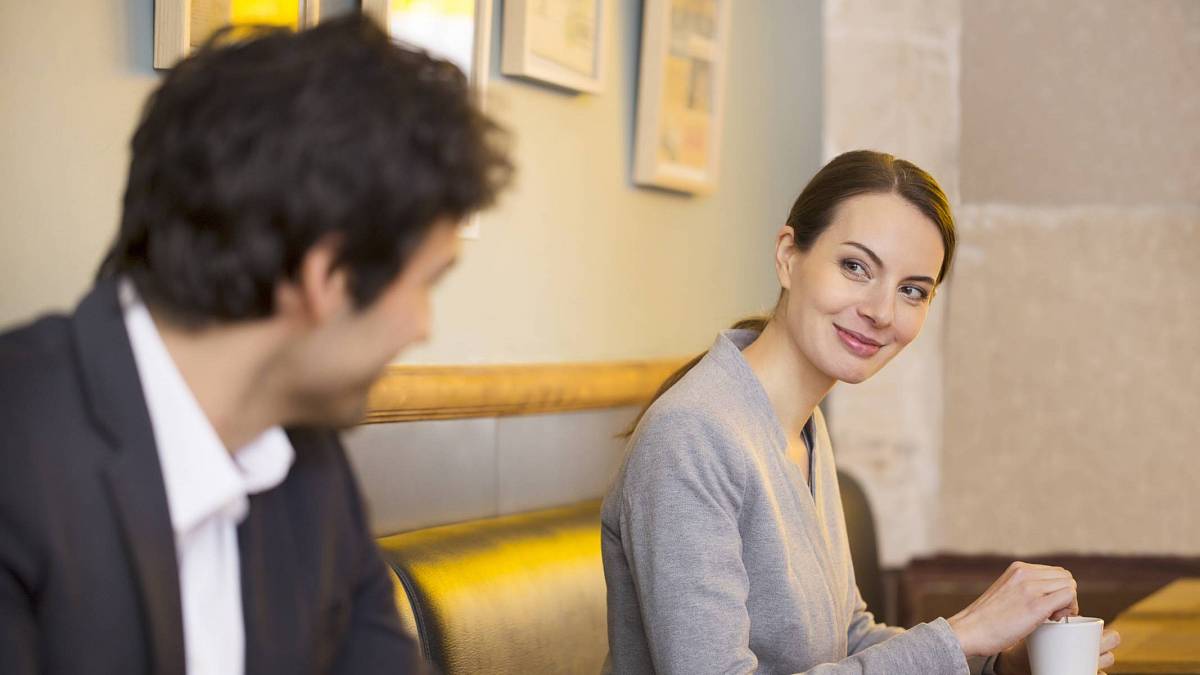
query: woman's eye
[
  {"left": 841, "top": 259, "right": 868, "bottom": 277},
  {"left": 900, "top": 285, "right": 930, "bottom": 301}
]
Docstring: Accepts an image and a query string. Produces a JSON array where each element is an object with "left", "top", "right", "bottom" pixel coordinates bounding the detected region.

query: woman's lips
[{"left": 834, "top": 324, "right": 882, "bottom": 358}]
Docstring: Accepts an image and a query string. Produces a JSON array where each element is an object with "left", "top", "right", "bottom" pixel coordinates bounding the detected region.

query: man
[{"left": 0, "top": 15, "right": 511, "bottom": 675}]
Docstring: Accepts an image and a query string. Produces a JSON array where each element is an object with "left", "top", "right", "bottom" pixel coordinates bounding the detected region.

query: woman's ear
[
  {"left": 275, "top": 233, "right": 349, "bottom": 326},
  {"left": 774, "top": 225, "right": 798, "bottom": 291}
]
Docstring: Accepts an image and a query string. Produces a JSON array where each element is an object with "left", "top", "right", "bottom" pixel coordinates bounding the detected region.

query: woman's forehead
[{"left": 821, "top": 193, "right": 944, "bottom": 275}]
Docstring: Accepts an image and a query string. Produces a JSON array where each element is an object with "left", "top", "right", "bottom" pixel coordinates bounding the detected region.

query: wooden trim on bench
[{"left": 362, "top": 358, "right": 689, "bottom": 423}]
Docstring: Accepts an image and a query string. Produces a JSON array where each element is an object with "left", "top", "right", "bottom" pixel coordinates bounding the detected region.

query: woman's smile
[{"left": 834, "top": 323, "right": 883, "bottom": 358}]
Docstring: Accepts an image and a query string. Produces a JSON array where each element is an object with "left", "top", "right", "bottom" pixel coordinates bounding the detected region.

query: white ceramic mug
[{"left": 1026, "top": 617, "right": 1104, "bottom": 675}]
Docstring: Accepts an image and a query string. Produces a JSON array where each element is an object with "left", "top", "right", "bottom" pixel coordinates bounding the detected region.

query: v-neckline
[
  {"left": 712, "top": 329, "right": 818, "bottom": 501},
  {"left": 710, "top": 330, "right": 844, "bottom": 615},
  {"left": 784, "top": 418, "right": 817, "bottom": 499},
  {"left": 801, "top": 418, "right": 816, "bottom": 499}
]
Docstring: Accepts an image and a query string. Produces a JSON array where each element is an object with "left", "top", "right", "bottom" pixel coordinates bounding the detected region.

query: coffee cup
[{"left": 1026, "top": 617, "right": 1104, "bottom": 675}]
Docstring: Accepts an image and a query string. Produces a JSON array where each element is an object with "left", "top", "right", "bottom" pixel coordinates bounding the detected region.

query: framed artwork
[
  {"left": 361, "top": 0, "right": 492, "bottom": 89},
  {"left": 632, "top": 0, "right": 730, "bottom": 194},
  {"left": 361, "top": 0, "right": 493, "bottom": 238},
  {"left": 500, "top": 0, "right": 609, "bottom": 93},
  {"left": 154, "top": 0, "right": 322, "bottom": 69}
]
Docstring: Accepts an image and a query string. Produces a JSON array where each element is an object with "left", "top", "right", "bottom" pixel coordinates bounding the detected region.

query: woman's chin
[
  {"left": 821, "top": 346, "right": 896, "bottom": 384},
  {"left": 836, "top": 371, "right": 870, "bottom": 385},
  {"left": 826, "top": 360, "right": 880, "bottom": 384}
]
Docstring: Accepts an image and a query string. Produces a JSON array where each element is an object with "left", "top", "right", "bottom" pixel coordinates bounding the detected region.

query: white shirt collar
[{"left": 119, "top": 280, "right": 295, "bottom": 537}]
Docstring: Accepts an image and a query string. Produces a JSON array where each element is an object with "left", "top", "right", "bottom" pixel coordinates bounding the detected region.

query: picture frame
[
  {"left": 154, "top": 0, "right": 322, "bottom": 69},
  {"left": 632, "top": 0, "right": 731, "bottom": 194},
  {"left": 361, "top": 0, "right": 492, "bottom": 91},
  {"left": 500, "top": 0, "right": 609, "bottom": 94},
  {"left": 361, "top": 0, "right": 494, "bottom": 238}
]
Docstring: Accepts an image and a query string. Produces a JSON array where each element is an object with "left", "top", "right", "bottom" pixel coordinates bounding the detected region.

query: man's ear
[
  {"left": 275, "top": 233, "right": 349, "bottom": 325},
  {"left": 774, "top": 226, "right": 798, "bottom": 291}
]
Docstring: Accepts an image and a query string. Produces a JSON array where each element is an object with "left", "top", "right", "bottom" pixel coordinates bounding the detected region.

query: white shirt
[{"left": 120, "top": 281, "right": 295, "bottom": 675}]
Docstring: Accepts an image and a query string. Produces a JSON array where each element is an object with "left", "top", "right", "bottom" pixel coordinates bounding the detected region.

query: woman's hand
[
  {"left": 947, "top": 561, "right": 1079, "bottom": 657},
  {"left": 995, "top": 628, "right": 1121, "bottom": 674}
]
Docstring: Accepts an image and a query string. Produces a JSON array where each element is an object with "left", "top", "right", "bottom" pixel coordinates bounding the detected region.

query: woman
[{"left": 601, "top": 151, "right": 1119, "bottom": 674}]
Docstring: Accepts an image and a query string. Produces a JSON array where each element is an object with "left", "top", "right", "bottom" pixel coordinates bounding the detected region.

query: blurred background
[{"left": 1, "top": 0, "right": 1197, "bottom": 628}]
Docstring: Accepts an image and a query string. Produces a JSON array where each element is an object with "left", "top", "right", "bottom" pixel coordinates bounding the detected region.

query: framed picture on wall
[
  {"left": 501, "top": 0, "right": 609, "bottom": 93},
  {"left": 633, "top": 0, "right": 731, "bottom": 194},
  {"left": 154, "top": 0, "right": 322, "bottom": 69},
  {"left": 360, "top": 0, "right": 493, "bottom": 238},
  {"left": 360, "top": 0, "right": 492, "bottom": 90}
]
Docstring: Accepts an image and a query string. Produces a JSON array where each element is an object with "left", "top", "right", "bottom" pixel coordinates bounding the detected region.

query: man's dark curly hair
[{"left": 99, "top": 14, "right": 513, "bottom": 325}]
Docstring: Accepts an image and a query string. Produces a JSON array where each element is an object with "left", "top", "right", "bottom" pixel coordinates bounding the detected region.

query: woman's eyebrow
[
  {"left": 842, "top": 241, "right": 883, "bottom": 268},
  {"left": 842, "top": 240, "right": 935, "bottom": 284}
]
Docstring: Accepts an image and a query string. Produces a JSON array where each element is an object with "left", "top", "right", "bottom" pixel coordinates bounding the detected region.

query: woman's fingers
[
  {"left": 1047, "top": 590, "right": 1079, "bottom": 620},
  {"left": 1003, "top": 562, "right": 1070, "bottom": 582},
  {"left": 1025, "top": 577, "right": 1076, "bottom": 595},
  {"left": 1100, "top": 629, "right": 1121, "bottom": 653},
  {"left": 1027, "top": 577, "right": 1076, "bottom": 605},
  {"left": 1097, "top": 629, "right": 1120, "bottom": 672},
  {"left": 1016, "top": 565, "right": 1074, "bottom": 582},
  {"left": 1036, "top": 585, "right": 1078, "bottom": 618}
]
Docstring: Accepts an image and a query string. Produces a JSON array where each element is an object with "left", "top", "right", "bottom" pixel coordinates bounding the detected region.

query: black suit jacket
[{"left": 0, "top": 281, "right": 424, "bottom": 674}]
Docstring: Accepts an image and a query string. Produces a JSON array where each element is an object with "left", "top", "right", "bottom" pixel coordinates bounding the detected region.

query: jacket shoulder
[
  {"left": 0, "top": 312, "right": 73, "bottom": 370},
  {"left": 0, "top": 314, "right": 79, "bottom": 428}
]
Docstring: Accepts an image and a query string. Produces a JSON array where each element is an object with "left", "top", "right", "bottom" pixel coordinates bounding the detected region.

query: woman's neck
[{"left": 740, "top": 319, "right": 835, "bottom": 440}]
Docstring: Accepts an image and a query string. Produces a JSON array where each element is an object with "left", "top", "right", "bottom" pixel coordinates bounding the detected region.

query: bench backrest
[{"left": 380, "top": 500, "right": 607, "bottom": 674}]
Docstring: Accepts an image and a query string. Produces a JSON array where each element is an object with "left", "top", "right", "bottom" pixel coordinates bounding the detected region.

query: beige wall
[
  {"left": 960, "top": 1, "right": 1200, "bottom": 206},
  {"left": 0, "top": 0, "right": 158, "bottom": 327},
  {"left": 942, "top": 204, "right": 1200, "bottom": 555},
  {"left": 0, "top": 0, "right": 823, "bottom": 369},
  {"left": 405, "top": 0, "right": 823, "bottom": 364},
  {"left": 940, "top": 0, "right": 1200, "bottom": 556}
]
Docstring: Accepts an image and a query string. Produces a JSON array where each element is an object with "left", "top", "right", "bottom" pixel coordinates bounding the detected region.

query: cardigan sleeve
[
  {"left": 616, "top": 410, "right": 759, "bottom": 674},
  {"left": 847, "top": 584, "right": 904, "bottom": 653}
]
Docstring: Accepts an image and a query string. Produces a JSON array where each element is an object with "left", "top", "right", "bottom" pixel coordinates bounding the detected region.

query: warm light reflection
[
  {"left": 230, "top": 0, "right": 301, "bottom": 28},
  {"left": 190, "top": 0, "right": 302, "bottom": 51}
]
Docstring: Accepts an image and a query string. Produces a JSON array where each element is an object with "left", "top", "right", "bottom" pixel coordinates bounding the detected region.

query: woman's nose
[{"left": 857, "top": 286, "right": 894, "bottom": 328}]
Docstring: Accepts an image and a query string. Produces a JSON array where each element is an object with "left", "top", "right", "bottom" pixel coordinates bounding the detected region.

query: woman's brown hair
[{"left": 620, "top": 150, "right": 955, "bottom": 438}]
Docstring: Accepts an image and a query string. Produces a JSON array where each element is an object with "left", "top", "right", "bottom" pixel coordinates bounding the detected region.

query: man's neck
[{"left": 150, "top": 308, "right": 292, "bottom": 452}]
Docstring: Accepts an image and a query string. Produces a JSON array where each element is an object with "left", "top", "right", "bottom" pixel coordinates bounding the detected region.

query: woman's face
[{"left": 776, "top": 191, "right": 945, "bottom": 384}]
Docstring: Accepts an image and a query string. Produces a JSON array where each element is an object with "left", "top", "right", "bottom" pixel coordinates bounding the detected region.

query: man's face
[{"left": 285, "top": 221, "right": 460, "bottom": 428}]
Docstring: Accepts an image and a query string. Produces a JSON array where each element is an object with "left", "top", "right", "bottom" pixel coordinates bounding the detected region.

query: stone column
[
  {"left": 821, "top": 0, "right": 962, "bottom": 568},
  {"left": 941, "top": 0, "right": 1200, "bottom": 557}
]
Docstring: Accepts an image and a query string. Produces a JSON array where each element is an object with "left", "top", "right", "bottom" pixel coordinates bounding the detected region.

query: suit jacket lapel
[{"left": 72, "top": 280, "right": 186, "bottom": 675}]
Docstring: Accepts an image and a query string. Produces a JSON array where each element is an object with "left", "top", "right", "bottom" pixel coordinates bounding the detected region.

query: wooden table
[{"left": 1108, "top": 578, "right": 1200, "bottom": 674}]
